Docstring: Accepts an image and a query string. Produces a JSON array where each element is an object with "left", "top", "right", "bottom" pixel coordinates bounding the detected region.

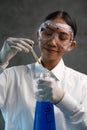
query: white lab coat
[{"left": 0, "top": 59, "right": 87, "bottom": 130}]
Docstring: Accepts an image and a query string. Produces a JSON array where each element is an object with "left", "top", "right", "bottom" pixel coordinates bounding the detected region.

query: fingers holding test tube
[
  {"left": 0, "top": 37, "right": 40, "bottom": 68},
  {"left": 6, "top": 37, "right": 34, "bottom": 53}
]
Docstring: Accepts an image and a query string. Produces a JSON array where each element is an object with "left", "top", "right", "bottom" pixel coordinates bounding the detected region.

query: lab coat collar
[
  {"left": 51, "top": 59, "right": 65, "bottom": 81},
  {"left": 34, "top": 58, "right": 65, "bottom": 81}
]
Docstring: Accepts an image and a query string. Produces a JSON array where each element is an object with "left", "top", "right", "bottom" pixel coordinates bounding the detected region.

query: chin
[{"left": 45, "top": 56, "right": 57, "bottom": 61}]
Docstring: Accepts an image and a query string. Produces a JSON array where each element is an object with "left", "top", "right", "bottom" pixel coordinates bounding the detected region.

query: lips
[{"left": 43, "top": 47, "right": 57, "bottom": 52}]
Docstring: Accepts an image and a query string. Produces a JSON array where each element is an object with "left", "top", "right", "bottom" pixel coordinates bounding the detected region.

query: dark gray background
[{"left": 0, "top": 0, "right": 87, "bottom": 129}]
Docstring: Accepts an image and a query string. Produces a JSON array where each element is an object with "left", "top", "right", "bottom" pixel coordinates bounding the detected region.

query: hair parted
[{"left": 44, "top": 10, "right": 77, "bottom": 38}]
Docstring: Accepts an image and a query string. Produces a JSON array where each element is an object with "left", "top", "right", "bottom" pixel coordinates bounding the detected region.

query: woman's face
[{"left": 38, "top": 17, "right": 74, "bottom": 63}]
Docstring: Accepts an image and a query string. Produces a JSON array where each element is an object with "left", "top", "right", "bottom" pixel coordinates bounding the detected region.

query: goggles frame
[{"left": 38, "top": 20, "right": 74, "bottom": 50}]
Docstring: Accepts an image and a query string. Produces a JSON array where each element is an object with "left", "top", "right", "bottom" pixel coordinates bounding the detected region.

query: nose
[{"left": 49, "top": 33, "right": 59, "bottom": 45}]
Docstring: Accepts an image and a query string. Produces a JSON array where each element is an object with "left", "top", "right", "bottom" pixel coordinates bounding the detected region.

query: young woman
[{"left": 0, "top": 11, "right": 87, "bottom": 130}]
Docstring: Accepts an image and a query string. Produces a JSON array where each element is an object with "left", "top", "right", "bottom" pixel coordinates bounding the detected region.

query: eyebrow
[
  {"left": 46, "top": 26, "right": 70, "bottom": 37},
  {"left": 46, "top": 26, "right": 54, "bottom": 31},
  {"left": 59, "top": 32, "right": 69, "bottom": 37}
]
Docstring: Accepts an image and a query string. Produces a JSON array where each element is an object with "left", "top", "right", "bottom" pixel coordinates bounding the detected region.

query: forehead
[{"left": 51, "top": 17, "right": 67, "bottom": 24}]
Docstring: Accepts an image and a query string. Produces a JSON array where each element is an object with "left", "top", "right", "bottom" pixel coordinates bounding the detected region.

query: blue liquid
[{"left": 33, "top": 101, "right": 56, "bottom": 130}]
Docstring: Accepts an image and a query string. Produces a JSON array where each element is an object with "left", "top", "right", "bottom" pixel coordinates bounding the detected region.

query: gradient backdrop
[{"left": 0, "top": 0, "right": 87, "bottom": 129}]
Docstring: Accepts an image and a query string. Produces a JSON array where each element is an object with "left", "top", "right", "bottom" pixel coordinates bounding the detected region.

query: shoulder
[
  {"left": 3, "top": 64, "right": 32, "bottom": 76},
  {"left": 65, "top": 65, "right": 87, "bottom": 81},
  {"left": 6, "top": 65, "right": 27, "bottom": 71}
]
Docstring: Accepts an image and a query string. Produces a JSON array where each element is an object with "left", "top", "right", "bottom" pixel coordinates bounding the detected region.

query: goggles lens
[
  {"left": 41, "top": 27, "right": 54, "bottom": 40},
  {"left": 38, "top": 20, "right": 73, "bottom": 50}
]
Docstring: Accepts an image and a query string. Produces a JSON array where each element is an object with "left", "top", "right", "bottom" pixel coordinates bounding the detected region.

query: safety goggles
[{"left": 38, "top": 20, "right": 74, "bottom": 50}]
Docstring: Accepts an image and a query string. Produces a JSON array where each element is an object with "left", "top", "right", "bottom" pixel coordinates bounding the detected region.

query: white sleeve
[
  {"left": 56, "top": 92, "right": 87, "bottom": 130},
  {"left": 0, "top": 67, "right": 4, "bottom": 73},
  {"left": 0, "top": 72, "right": 7, "bottom": 108}
]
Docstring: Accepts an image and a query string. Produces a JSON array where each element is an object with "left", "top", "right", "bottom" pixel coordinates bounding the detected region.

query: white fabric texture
[{"left": 0, "top": 59, "right": 87, "bottom": 130}]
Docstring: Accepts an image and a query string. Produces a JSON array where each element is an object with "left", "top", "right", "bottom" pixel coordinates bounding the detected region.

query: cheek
[
  {"left": 57, "top": 44, "right": 64, "bottom": 52},
  {"left": 38, "top": 43, "right": 45, "bottom": 56},
  {"left": 56, "top": 46, "right": 66, "bottom": 57},
  {"left": 38, "top": 42, "right": 66, "bottom": 57}
]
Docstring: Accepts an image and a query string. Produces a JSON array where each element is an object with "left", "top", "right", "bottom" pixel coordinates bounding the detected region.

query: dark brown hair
[{"left": 44, "top": 11, "right": 77, "bottom": 38}]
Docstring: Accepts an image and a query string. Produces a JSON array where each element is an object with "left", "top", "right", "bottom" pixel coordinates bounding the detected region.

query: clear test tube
[{"left": 31, "top": 48, "right": 41, "bottom": 64}]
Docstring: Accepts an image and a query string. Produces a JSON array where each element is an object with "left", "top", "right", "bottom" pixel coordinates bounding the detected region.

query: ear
[
  {"left": 66, "top": 40, "right": 77, "bottom": 52},
  {"left": 36, "top": 31, "right": 39, "bottom": 41}
]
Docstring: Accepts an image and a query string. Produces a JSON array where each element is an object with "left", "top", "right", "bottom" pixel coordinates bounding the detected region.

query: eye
[
  {"left": 59, "top": 35, "right": 69, "bottom": 41},
  {"left": 43, "top": 29, "right": 53, "bottom": 36}
]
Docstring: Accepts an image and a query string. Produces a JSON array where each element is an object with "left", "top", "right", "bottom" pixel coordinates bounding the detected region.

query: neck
[{"left": 41, "top": 57, "right": 61, "bottom": 70}]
